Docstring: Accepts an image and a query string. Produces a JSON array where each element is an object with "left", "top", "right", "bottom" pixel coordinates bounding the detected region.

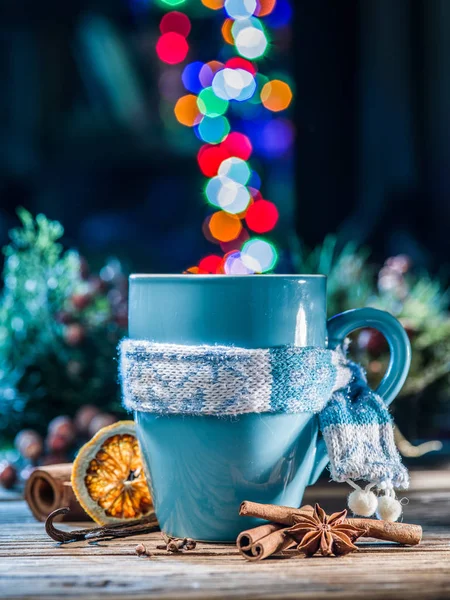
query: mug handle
[{"left": 307, "top": 307, "right": 412, "bottom": 486}]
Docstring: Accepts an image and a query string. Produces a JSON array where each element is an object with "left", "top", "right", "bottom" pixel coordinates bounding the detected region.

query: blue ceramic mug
[{"left": 130, "top": 275, "right": 411, "bottom": 542}]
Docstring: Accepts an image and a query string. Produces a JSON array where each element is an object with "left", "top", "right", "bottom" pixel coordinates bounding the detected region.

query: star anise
[{"left": 285, "top": 503, "right": 366, "bottom": 557}]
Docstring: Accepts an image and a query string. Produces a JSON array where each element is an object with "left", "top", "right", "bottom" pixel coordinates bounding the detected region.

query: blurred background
[{"left": 0, "top": 0, "right": 450, "bottom": 486}]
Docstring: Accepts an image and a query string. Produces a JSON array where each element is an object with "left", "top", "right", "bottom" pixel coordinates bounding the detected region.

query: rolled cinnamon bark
[
  {"left": 236, "top": 509, "right": 314, "bottom": 561},
  {"left": 237, "top": 522, "right": 283, "bottom": 551},
  {"left": 239, "top": 501, "right": 422, "bottom": 546},
  {"left": 249, "top": 528, "right": 295, "bottom": 561},
  {"left": 25, "top": 464, "right": 90, "bottom": 522}
]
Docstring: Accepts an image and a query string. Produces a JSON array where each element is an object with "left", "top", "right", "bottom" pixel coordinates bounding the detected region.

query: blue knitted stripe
[{"left": 268, "top": 347, "right": 337, "bottom": 413}]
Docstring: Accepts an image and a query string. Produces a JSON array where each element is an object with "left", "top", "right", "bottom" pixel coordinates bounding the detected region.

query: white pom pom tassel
[
  {"left": 376, "top": 490, "right": 403, "bottom": 522},
  {"left": 347, "top": 483, "right": 378, "bottom": 517}
]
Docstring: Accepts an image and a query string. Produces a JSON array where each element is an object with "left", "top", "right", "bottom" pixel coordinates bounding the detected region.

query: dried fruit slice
[{"left": 71, "top": 420, "right": 153, "bottom": 524}]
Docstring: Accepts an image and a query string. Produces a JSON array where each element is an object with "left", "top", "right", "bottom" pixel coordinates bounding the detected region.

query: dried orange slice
[{"left": 71, "top": 420, "right": 153, "bottom": 524}]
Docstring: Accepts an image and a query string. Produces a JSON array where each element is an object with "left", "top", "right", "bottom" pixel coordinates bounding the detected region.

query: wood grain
[{"left": 0, "top": 472, "right": 450, "bottom": 599}]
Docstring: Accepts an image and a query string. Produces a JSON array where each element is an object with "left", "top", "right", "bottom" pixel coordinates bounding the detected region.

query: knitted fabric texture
[{"left": 119, "top": 339, "right": 409, "bottom": 489}]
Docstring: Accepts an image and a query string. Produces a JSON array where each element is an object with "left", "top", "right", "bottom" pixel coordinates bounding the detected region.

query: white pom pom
[
  {"left": 348, "top": 489, "right": 378, "bottom": 517},
  {"left": 376, "top": 495, "right": 402, "bottom": 522}
]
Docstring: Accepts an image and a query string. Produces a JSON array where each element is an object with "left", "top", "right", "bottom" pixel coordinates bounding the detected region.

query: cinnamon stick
[
  {"left": 239, "top": 502, "right": 311, "bottom": 526},
  {"left": 248, "top": 528, "right": 295, "bottom": 561},
  {"left": 237, "top": 522, "right": 283, "bottom": 551},
  {"left": 25, "top": 464, "right": 89, "bottom": 522},
  {"left": 348, "top": 518, "right": 422, "bottom": 546},
  {"left": 239, "top": 501, "right": 422, "bottom": 546}
]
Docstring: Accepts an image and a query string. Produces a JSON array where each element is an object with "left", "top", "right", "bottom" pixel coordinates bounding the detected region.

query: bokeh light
[
  {"left": 265, "top": 0, "right": 292, "bottom": 28},
  {"left": 225, "top": 57, "right": 257, "bottom": 74},
  {"left": 199, "top": 61, "right": 225, "bottom": 88},
  {"left": 185, "top": 266, "right": 209, "bottom": 274},
  {"left": 222, "top": 132, "right": 253, "bottom": 160},
  {"left": 205, "top": 176, "right": 251, "bottom": 214},
  {"left": 241, "top": 117, "right": 294, "bottom": 156},
  {"left": 255, "top": 0, "right": 277, "bottom": 17},
  {"left": 261, "top": 79, "right": 292, "bottom": 111},
  {"left": 231, "top": 16, "right": 263, "bottom": 39},
  {"left": 235, "top": 26, "right": 268, "bottom": 59},
  {"left": 161, "top": 0, "right": 291, "bottom": 274},
  {"left": 218, "top": 157, "right": 251, "bottom": 185},
  {"left": 202, "top": 214, "right": 221, "bottom": 244},
  {"left": 248, "top": 186, "right": 263, "bottom": 201},
  {"left": 245, "top": 199, "right": 279, "bottom": 232},
  {"left": 197, "top": 144, "right": 229, "bottom": 177},
  {"left": 242, "top": 238, "right": 277, "bottom": 272},
  {"left": 224, "top": 250, "right": 255, "bottom": 274},
  {"left": 182, "top": 62, "right": 205, "bottom": 94},
  {"left": 197, "top": 87, "right": 229, "bottom": 117},
  {"left": 222, "top": 19, "right": 234, "bottom": 45},
  {"left": 220, "top": 227, "right": 250, "bottom": 253},
  {"left": 160, "top": 12, "right": 191, "bottom": 37},
  {"left": 201, "top": 0, "right": 225, "bottom": 9},
  {"left": 261, "top": 118, "right": 294, "bottom": 156},
  {"left": 199, "top": 255, "right": 223, "bottom": 273},
  {"left": 247, "top": 170, "right": 261, "bottom": 189},
  {"left": 174, "top": 94, "right": 203, "bottom": 127},
  {"left": 225, "top": 0, "right": 257, "bottom": 20},
  {"left": 198, "top": 115, "right": 230, "bottom": 143},
  {"left": 156, "top": 32, "right": 189, "bottom": 65},
  {"left": 160, "top": 0, "right": 187, "bottom": 5},
  {"left": 209, "top": 211, "right": 243, "bottom": 242},
  {"left": 197, "top": 134, "right": 252, "bottom": 176},
  {"left": 212, "top": 68, "right": 256, "bottom": 101}
]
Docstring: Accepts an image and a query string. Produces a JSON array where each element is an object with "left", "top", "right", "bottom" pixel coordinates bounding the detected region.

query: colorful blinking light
[
  {"left": 242, "top": 238, "right": 277, "bottom": 272},
  {"left": 225, "top": 0, "right": 257, "bottom": 20},
  {"left": 197, "top": 87, "right": 229, "bottom": 117},
  {"left": 198, "top": 115, "right": 230, "bottom": 144},
  {"left": 245, "top": 199, "right": 279, "bottom": 232},
  {"left": 156, "top": 32, "right": 189, "bottom": 64},
  {"left": 218, "top": 157, "right": 251, "bottom": 185}
]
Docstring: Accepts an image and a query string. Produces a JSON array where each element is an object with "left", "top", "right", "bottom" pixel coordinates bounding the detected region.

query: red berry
[
  {"left": 71, "top": 293, "right": 92, "bottom": 311},
  {"left": 14, "top": 429, "right": 44, "bottom": 461},
  {"left": 88, "top": 414, "right": 117, "bottom": 438},
  {"left": 46, "top": 432, "right": 71, "bottom": 454},
  {"left": 0, "top": 462, "right": 17, "bottom": 489},
  {"left": 64, "top": 323, "right": 85, "bottom": 346},
  {"left": 74, "top": 405, "right": 101, "bottom": 436},
  {"left": 48, "top": 416, "right": 76, "bottom": 445},
  {"left": 358, "top": 328, "right": 388, "bottom": 357}
]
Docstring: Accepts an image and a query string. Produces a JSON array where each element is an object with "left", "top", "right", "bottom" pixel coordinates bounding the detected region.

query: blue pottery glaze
[{"left": 129, "top": 275, "right": 411, "bottom": 542}]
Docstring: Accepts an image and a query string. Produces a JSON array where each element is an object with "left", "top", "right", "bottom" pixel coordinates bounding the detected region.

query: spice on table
[
  {"left": 45, "top": 507, "right": 158, "bottom": 544},
  {"left": 285, "top": 504, "right": 365, "bottom": 557},
  {"left": 239, "top": 500, "right": 422, "bottom": 545},
  {"left": 135, "top": 543, "right": 151, "bottom": 557},
  {"left": 25, "top": 464, "right": 89, "bottom": 522},
  {"left": 156, "top": 532, "right": 197, "bottom": 553},
  {"left": 237, "top": 523, "right": 295, "bottom": 561},
  {"left": 237, "top": 501, "right": 422, "bottom": 561}
]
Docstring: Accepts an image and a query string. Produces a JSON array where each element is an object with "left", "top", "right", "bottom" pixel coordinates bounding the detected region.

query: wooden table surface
[{"left": 1, "top": 470, "right": 450, "bottom": 600}]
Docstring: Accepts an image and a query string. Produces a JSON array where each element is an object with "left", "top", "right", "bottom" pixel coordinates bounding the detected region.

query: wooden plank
[{"left": 0, "top": 480, "right": 449, "bottom": 600}]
